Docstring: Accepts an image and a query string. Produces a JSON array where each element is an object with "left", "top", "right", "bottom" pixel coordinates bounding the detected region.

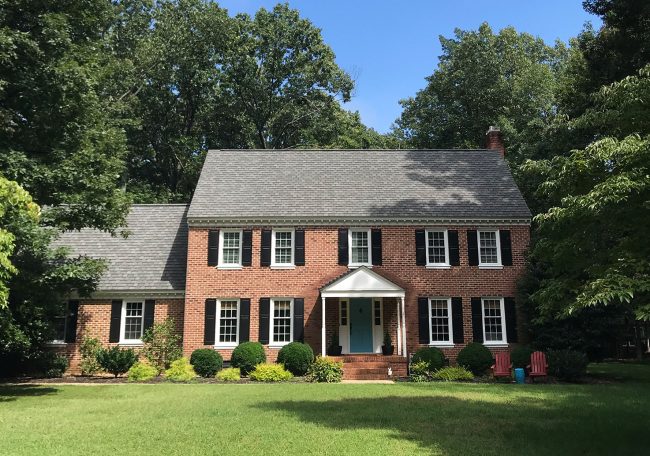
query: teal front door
[{"left": 349, "top": 298, "right": 373, "bottom": 353}]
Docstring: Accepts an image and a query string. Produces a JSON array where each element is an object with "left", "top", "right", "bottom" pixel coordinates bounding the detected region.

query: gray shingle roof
[
  {"left": 188, "top": 149, "right": 531, "bottom": 223},
  {"left": 53, "top": 204, "right": 188, "bottom": 293}
]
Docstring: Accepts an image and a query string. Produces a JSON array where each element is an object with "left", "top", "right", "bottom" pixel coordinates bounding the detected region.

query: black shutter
[
  {"left": 371, "top": 229, "right": 382, "bottom": 266},
  {"left": 204, "top": 299, "right": 216, "bottom": 345},
  {"left": 451, "top": 297, "right": 464, "bottom": 344},
  {"left": 207, "top": 229, "right": 219, "bottom": 266},
  {"left": 448, "top": 230, "right": 460, "bottom": 266},
  {"left": 467, "top": 230, "right": 479, "bottom": 266},
  {"left": 260, "top": 229, "right": 272, "bottom": 266},
  {"left": 415, "top": 229, "right": 426, "bottom": 266},
  {"left": 504, "top": 297, "right": 518, "bottom": 343},
  {"left": 109, "top": 300, "right": 122, "bottom": 343},
  {"left": 338, "top": 228, "right": 349, "bottom": 265},
  {"left": 471, "top": 298, "right": 483, "bottom": 342},
  {"left": 418, "top": 297, "right": 429, "bottom": 344},
  {"left": 293, "top": 298, "right": 304, "bottom": 342},
  {"left": 143, "top": 299, "right": 155, "bottom": 334},
  {"left": 239, "top": 298, "right": 250, "bottom": 343},
  {"left": 294, "top": 229, "right": 305, "bottom": 266},
  {"left": 259, "top": 298, "right": 270, "bottom": 344},
  {"left": 242, "top": 230, "right": 253, "bottom": 266},
  {"left": 65, "top": 300, "right": 79, "bottom": 343},
  {"left": 500, "top": 230, "right": 513, "bottom": 266}
]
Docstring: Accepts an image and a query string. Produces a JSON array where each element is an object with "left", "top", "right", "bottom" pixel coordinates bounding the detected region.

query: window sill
[
  {"left": 45, "top": 341, "right": 67, "bottom": 347},
  {"left": 483, "top": 342, "right": 508, "bottom": 348},
  {"left": 348, "top": 264, "right": 372, "bottom": 269},
  {"left": 268, "top": 343, "right": 291, "bottom": 349},
  {"left": 217, "top": 265, "right": 243, "bottom": 270},
  {"left": 426, "top": 264, "right": 451, "bottom": 269},
  {"left": 429, "top": 343, "right": 454, "bottom": 348},
  {"left": 213, "top": 344, "right": 237, "bottom": 349},
  {"left": 478, "top": 265, "right": 503, "bottom": 270},
  {"left": 270, "top": 265, "right": 295, "bottom": 270},
  {"left": 119, "top": 342, "right": 144, "bottom": 347}
]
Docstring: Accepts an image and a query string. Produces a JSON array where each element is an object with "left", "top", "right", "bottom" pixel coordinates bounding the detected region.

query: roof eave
[{"left": 187, "top": 216, "right": 532, "bottom": 227}]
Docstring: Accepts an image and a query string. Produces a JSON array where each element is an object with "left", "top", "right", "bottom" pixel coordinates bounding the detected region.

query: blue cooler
[{"left": 514, "top": 368, "right": 525, "bottom": 384}]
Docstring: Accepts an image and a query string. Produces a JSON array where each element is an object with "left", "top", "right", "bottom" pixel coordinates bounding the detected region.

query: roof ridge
[
  {"left": 207, "top": 149, "right": 496, "bottom": 152},
  {"left": 130, "top": 203, "right": 189, "bottom": 207}
]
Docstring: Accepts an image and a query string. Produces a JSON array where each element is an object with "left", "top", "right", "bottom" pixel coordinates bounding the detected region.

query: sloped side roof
[
  {"left": 53, "top": 204, "right": 188, "bottom": 293},
  {"left": 188, "top": 149, "right": 532, "bottom": 223}
]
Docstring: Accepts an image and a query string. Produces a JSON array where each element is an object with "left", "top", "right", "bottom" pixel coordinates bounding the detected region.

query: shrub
[
  {"left": 249, "top": 363, "right": 293, "bottom": 382},
  {"left": 411, "top": 347, "right": 446, "bottom": 371},
  {"left": 96, "top": 346, "right": 138, "bottom": 377},
  {"left": 409, "top": 360, "right": 431, "bottom": 382},
  {"left": 79, "top": 336, "right": 102, "bottom": 376},
  {"left": 306, "top": 356, "right": 343, "bottom": 383},
  {"left": 41, "top": 353, "right": 69, "bottom": 378},
  {"left": 127, "top": 362, "right": 158, "bottom": 382},
  {"left": 141, "top": 318, "right": 182, "bottom": 372},
  {"left": 164, "top": 357, "right": 196, "bottom": 382},
  {"left": 190, "top": 349, "right": 223, "bottom": 378},
  {"left": 231, "top": 342, "right": 266, "bottom": 376},
  {"left": 277, "top": 342, "right": 314, "bottom": 376},
  {"left": 511, "top": 345, "right": 534, "bottom": 369},
  {"left": 548, "top": 349, "right": 588, "bottom": 382},
  {"left": 216, "top": 367, "right": 241, "bottom": 382},
  {"left": 457, "top": 342, "right": 494, "bottom": 375},
  {"left": 431, "top": 366, "right": 474, "bottom": 382}
]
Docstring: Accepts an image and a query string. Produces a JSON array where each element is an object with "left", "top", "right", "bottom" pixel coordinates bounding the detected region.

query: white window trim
[
  {"left": 428, "top": 297, "right": 454, "bottom": 347},
  {"left": 269, "top": 298, "right": 294, "bottom": 348},
  {"left": 477, "top": 229, "right": 503, "bottom": 269},
  {"left": 48, "top": 303, "right": 69, "bottom": 345},
  {"left": 481, "top": 297, "right": 508, "bottom": 346},
  {"left": 425, "top": 229, "right": 450, "bottom": 268},
  {"left": 270, "top": 228, "right": 295, "bottom": 268},
  {"left": 348, "top": 228, "right": 372, "bottom": 268},
  {"left": 217, "top": 229, "right": 243, "bottom": 269},
  {"left": 119, "top": 300, "right": 145, "bottom": 345},
  {"left": 340, "top": 299, "right": 348, "bottom": 326},
  {"left": 214, "top": 298, "right": 240, "bottom": 348}
]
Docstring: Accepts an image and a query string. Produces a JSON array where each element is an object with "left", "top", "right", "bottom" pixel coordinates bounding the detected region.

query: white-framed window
[
  {"left": 429, "top": 298, "right": 454, "bottom": 346},
  {"left": 374, "top": 300, "right": 382, "bottom": 326},
  {"left": 270, "top": 298, "right": 293, "bottom": 346},
  {"left": 478, "top": 230, "right": 501, "bottom": 267},
  {"left": 426, "top": 229, "right": 449, "bottom": 267},
  {"left": 271, "top": 229, "right": 294, "bottom": 267},
  {"left": 482, "top": 297, "right": 507, "bottom": 345},
  {"left": 120, "top": 300, "right": 145, "bottom": 343},
  {"left": 349, "top": 228, "right": 372, "bottom": 267},
  {"left": 218, "top": 229, "right": 243, "bottom": 268},
  {"left": 215, "top": 299, "right": 239, "bottom": 347},
  {"left": 51, "top": 304, "right": 68, "bottom": 344},
  {"left": 340, "top": 299, "right": 348, "bottom": 326}
]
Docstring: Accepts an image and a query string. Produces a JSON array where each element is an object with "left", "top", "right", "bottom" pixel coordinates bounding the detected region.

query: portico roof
[{"left": 320, "top": 266, "right": 405, "bottom": 298}]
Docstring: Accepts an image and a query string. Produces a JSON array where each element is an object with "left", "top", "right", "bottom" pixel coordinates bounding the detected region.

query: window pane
[
  {"left": 427, "top": 231, "right": 446, "bottom": 263},
  {"left": 430, "top": 299, "right": 450, "bottom": 342},
  {"left": 219, "top": 300, "right": 238, "bottom": 343},
  {"left": 374, "top": 301, "right": 381, "bottom": 325},
  {"left": 53, "top": 316, "right": 66, "bottom": 341},
  {"left": 272, "top": 300, "right": 292, "bottom": 343},
  {"left": 274, "top": 231, "right": 293, "bottom": 264},
  {"left": 479, "top": 231, "right": 498, "bottom": 264},
  {"left": 351, "top": 231, "right": 369, "bottom": 263},
  {"left": 340, "top": 301, "right": 347, "bottom": 326},
  {"left": 222, "top": 232, "right": 241, "bottom": 264},
  {"left": 483, "top": 299, "right": 503, "bottom": 341},
  {"left": 124, "top": 302, "right": 143, "bottom": 340}
]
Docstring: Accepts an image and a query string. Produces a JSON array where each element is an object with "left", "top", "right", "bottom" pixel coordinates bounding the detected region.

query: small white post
[
  {"left": 321, "top": 296, "right": 326, "bottom": 357},
  {"left": 396, "top": 298, "right": 402, "bottom": 356},
  {"left": 400, "top": 296, "right": 407, "bottom": 358}
]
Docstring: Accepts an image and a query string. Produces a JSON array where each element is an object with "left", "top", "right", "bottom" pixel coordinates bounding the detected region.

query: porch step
[{"left": 330, "top": 355, "right": 408, "bottom": 380}]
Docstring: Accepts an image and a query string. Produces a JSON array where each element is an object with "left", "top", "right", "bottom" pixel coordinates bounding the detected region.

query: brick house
[{"left": 54, "top": 128, "right": 531, "bottom": 378}]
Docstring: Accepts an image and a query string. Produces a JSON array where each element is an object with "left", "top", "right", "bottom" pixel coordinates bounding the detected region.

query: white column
[
  {"left": 321, "top": 296, "right": 326, "bottom": 357},
  {"left": 396, "top": 298, "right": 402, "bottom": 356},
  {"left": 400, "top": 296, "right": 407, "bottom": 358}
]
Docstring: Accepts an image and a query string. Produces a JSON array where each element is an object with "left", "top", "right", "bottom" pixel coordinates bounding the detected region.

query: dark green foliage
[
  {"left": 457, "top": 343, "right": 494, "bottom": 375},
  {"left": 190, "top": 349, "right": 223, "bottom": 378},
  {"left": 548, "top": 349, "right": 588, "bottom": 382},
  {"left": 511, "top": 346, "right": 534, "bottom": 369},
  {"left": 96, "top": 347, "right": 138, "bottom": 377},
  {"left": 277, "top": 342, "right": 314, "bottom": 376},
  {"left": 231, "top": 342, "right": 266, "bottom": 376},
  {"left": 141, "top": 318, "right": 183, "bottom": 372},
  {"left": 412, "top": 347, "right": 446, "bottom": 371}
]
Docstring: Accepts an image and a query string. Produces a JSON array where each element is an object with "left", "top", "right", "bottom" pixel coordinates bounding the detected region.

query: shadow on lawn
[
  {"left": 256, "top": 393, "right": 650, "bottom": 455},
  {"left": 0, "top": 385, "right": 59, "bottom": 402}
]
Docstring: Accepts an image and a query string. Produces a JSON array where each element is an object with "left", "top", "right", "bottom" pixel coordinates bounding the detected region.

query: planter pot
[
  {"left": 327, "top": 346, "right": 343, "bottom": 356},
  {"left": 382, "top": 345, "right": 395, "bottom": 356}
]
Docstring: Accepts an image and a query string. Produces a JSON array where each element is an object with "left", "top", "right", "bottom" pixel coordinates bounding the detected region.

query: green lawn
[{"left": 1, "top": 363, "right": 649, "bottom": 456}]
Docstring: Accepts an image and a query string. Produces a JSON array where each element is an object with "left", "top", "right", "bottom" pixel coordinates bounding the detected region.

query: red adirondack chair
[
  {"left": 527, "top": 351, "right": 548, "bottom": 381},
  {"left": 491, "top": 352, "right": 512, "bottom": 378}
]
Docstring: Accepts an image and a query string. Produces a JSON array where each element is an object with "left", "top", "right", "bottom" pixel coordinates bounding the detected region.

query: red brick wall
[{"left": 184, "top": 225, "right": 529, "bottom": 362}]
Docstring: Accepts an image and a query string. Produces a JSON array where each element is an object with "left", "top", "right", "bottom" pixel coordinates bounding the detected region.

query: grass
[{"left": 1, "top": 362, "right": 649, "bottom": 455}]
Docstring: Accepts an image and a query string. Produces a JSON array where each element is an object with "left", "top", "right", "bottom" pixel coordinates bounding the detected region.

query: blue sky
[{"left": 218, "top": 1, "right": 600, "bottom": 133}]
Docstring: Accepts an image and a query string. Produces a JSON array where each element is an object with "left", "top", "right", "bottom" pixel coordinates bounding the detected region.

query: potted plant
[
  {"left": 327, "top": 332, "right": 342, "bottom": 356},
  {"left": 382, "top": 331, "right": 394, "bottom": 355}
]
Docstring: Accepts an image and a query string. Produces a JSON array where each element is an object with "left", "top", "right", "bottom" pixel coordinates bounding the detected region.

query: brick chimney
[{"left": 485, "top": 126, "right": 505, "bottom": 158}]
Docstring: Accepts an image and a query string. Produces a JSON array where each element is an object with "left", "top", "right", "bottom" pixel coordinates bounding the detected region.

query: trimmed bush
[
  {"left": 127, "top": 362, "right": 158, "bottom": 382},
  {"left": 231, "top": 342, "right": 266, "bottom": 376},
  {"left": 409, "top": 360, "right": 430, "bottom": 382},
  {"left": 190, "top": 349, "right": 223, "bottom": 378},
  {"left": 457, "top": 342, "right": 493, "bottom": 375},
  {"left": 42, "top": 353, "right": 69, "bottom": 378},
  {"left": 431, "top": 366, "right": 474, "bottom": 382},
  {"left": 79, "top": 336, "right": 102, "bottom": 376},
  {"left": 164, "top": 357, "right": 196, "bottom": 382},
  {"left": 96, "top": 346, "right": 138, "bottom": 377},
  {"left": 548, "top": 349, "right": 588, "bottom": 382},
  {"left": 249, "top": 363, "right": 293, "bottom": 382},
  {"left": 306, "top": 356, "right": 343, "bottom": 383},
  {"left": 411, "top": 347, "right": 445, "bottom": 371},
  {"left": 511, "top": 345, "right": 534, "bottom": 369},
  {"left": 277, "top": 342, "right": 314, "bottom": 376},
  {"left": 216, "top": 367, "right": 241, "bottom": 382}
]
